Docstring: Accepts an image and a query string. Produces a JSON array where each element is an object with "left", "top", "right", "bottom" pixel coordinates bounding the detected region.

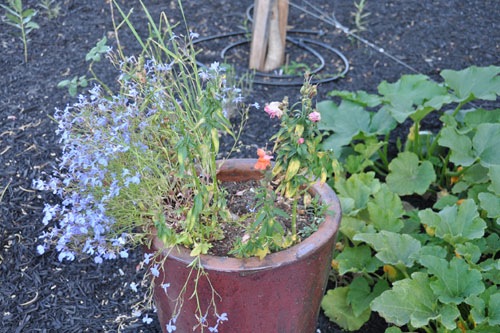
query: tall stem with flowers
[{"left": 231, "top": 76, "right": 335, "bottom": 258}]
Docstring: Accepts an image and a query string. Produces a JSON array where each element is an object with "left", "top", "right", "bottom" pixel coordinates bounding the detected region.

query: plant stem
[{"left": 291, "top": 199, "right": 297, "bottom": 241}]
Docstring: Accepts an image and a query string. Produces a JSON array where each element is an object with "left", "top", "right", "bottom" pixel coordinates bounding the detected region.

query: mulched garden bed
[{"left": 1, "top": 0, "right": 498, "bottom": 332}]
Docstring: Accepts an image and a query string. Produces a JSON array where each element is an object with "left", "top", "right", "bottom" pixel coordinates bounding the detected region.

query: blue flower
[
  {"left": 150, "top": 264, "right": 160, "bottom": 277},
  {"left": 142, "top": 314, "right": 153, "bottom": 324}
]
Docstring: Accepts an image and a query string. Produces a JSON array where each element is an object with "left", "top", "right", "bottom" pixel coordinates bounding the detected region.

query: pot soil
[{"left": 148, "top": 159, "right": 342, "bottom": 333}]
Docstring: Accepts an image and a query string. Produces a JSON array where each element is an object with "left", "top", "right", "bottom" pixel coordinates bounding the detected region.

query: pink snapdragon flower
[
  {"left": 264, "top": 102, "right": 283, "bottom": 119},
  {"left": 308, "top": 111, "right": 321, "bottom": 122}
]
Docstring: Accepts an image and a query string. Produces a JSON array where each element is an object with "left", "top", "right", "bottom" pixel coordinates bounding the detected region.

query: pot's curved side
[{"left": 150, "top": 158, "right": 341, "bottom": 333}]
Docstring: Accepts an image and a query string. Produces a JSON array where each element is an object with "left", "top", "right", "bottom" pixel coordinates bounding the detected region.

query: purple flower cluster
[
  {"left": 33, "top": 56, "right": 243, "bottom": 264},
  {"left": 33, "top": 58, "right": 167, "bottom": 263}
]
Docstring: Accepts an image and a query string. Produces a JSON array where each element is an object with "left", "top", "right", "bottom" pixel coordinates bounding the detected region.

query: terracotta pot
[{"left": 148, "top": 159, "right": 342, "bottom": 333}]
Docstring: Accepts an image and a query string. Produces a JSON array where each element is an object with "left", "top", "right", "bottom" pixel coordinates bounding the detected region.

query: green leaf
[
  {"left": 367, "top": 184, "right": 405, "bottom": 232},
  {"left": 335, "top": 245, "right": 382, "bottom": 274},
  {"left": 441, "top": 65, "right": 500, "bottom": 102},
  {"left": 328, "top": 90, "right": 382, "bottom": 108},
  {"left": 451, "top": 164, "right": 490, "bottom": 194},
  {"left": 346, "top": 277, "right": 372, "bottom": 317},
  {"left": 335, "top": 172, "right": 381, "bottom": 211},
  {"left": 25, "top": 21, "right": 39, "bottom": 30},
  {"left": 473, "top": 123, "right": 500, "bottom": 167},
  {"left": 438, "top": 126, "right": 475, "bottom": 166},
  {"left": 418, "top": 199, "right": 487, "bottom": 245},
  {"left": 478, "top": 192, "right": 500, "bottom": 221},
  {"left": 338, "top": 216, "right": 376, "bottom": 243},
  {"left": 386, "top": 152, "right": 436, "bottom": 195},
  {"left": 464, "top": 108, "right": 500, "bottom": 127},
  {"left": 488, "top": 165, "right": 500, "bottom": 195},
  {"left": 455, "top": 242, "right": 481, "bottom": 264},
  {"left": 318, "top": 100, "right": 371, "bottom": 154},
  {"left": 347, "top": 277, "right": 389, "bottom": 318},
  {"left": 353, "top": 231, "right": 421, "bottom": 267},
  {"left": 321, "top": 287, "right": 371, "bottom": 331},
  {"left": 488, "top": 292, "right": 500, "bottom": 326},
  {"left": 419, "top": 256, "right": 485, "bottom": 304},
  {"left": 466, "top": 286, "right": 500, "bottom": 327},
  {"left": 378, "top": 74, "right": 448, "bottom": 123},
  {"left": 86, "top": 37, "right": 109, "bottom": 62},
  {"left": 384, "top": 328, "right": 403, "bottom": 333},
  {"left": 418, "top": 245, "right": 448, "bottom": 259},
  {"left": 369, "top": 106, "right": 397, "bottom": 134},
  {"left": 372, "top": 272, "right": 460, "bottom": 329},
  {"left": 480, "top": 259, "right": 500, "bottom": 285}
]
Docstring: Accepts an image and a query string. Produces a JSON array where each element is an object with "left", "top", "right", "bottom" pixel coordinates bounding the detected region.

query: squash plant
[{"left": 318, "top": 66, "right": 500, "bottom": 332}]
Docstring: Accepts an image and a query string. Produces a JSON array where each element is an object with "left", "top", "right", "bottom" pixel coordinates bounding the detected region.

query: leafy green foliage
[
  {"left": 86, "top": 36, "right": 110, "bottom": 62},
  {"left": 57, "top": 76, "right": 88, "bottom": 97},
  {"left": 1, "top": 0, "right": 39, "bottom": 62},
  {"left": 320, "top": 66, "right": 500, "bottom": 332},
  {"left": 386, "top": 152, "right": 436, "bottom": 195},
  {"left": 57, "top": 37, "right": 109, "bottom": 97}
]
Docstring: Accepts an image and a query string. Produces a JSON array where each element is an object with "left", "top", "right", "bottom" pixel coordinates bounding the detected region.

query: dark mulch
[{"left": 1, "top": 0, "right": 498, "bottom": 332}]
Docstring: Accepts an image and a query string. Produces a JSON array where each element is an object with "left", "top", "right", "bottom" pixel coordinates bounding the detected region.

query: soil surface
[{"left": 1, "top": 0, "right": 498, "bottom": 332}]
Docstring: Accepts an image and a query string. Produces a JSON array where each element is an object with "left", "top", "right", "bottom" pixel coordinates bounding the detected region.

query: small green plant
[
  {"left": 56, "top": 75, "right": 88, "bottom": 97},
  {"left": 1, "top": 0, "right": 39, "bottom": 62},
  {"left": 281, "top": 60, "right": 312, "bottom": 76},
  {"left": 57, "top": 37, "right": 109, "bottom": 97},
  {"left": 38, "top": 0, "right": 61, "bottom": 19},
  {"left": 318, "top": 66, "right": 500, "bottom": 332},
  {"left": 351, "top": 0, "right": 370, "bottom": 33}
]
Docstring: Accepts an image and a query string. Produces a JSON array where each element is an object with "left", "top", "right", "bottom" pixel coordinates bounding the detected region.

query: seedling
[
  {"left": 57, "top": 76, "right": 88, "bottom": 97},
  {"left": 351, "top": 0, "right": 370, "bottom": 33},
  {"left": 1, "top": 0, "right": 40, "bottom": 62},
  {"left": 57, "top": 37, "right": 109, "bottom": 97},
  {"left": 38, "top": 0, "right": 61, "bottom": 20}
]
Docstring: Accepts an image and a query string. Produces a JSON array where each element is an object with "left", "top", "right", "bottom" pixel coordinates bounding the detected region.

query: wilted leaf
[
  {"left": 386, "top": 152, "right": 436, "bottom": 195},
  {"left": 285, "top": 157, "right": 301, "bottom": 181},
  {"left": 353, "top": 230, "right": 421, "bottom": 267},
  {"left": 419, "top": 256, "right": 485, "bottom": 304}
]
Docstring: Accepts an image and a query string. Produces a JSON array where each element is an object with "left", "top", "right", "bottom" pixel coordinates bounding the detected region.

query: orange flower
[{"left": 254, "top": 148, "right": 272, "bottom": 170}]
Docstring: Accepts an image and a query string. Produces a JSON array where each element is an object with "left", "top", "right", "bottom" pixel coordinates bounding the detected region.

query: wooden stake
[
  {"left": 249, "top": 0, "right": 272, "bottom": 70},
  {"left": 249, "top": 0, "right": 289, "bottom": 72}
]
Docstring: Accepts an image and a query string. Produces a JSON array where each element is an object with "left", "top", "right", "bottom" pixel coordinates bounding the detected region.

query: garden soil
[{"left": 1, "top": 0, "right": 498, "bottom": 332}]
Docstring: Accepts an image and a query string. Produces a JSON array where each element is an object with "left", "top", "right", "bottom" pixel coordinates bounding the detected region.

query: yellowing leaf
[
  {"left": 294, "top": 124, "right": 304, "bottom": 137},
  {"left": 285, "top": 158, "right": 301, "bottom": 182},
  {"left": 254, "top": 246, "right": 270, "bottom": 260}
]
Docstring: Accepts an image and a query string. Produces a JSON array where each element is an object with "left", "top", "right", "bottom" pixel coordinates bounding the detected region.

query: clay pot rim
[{"left": 151, "top": 158, "right": 341, "bottom": 272}]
